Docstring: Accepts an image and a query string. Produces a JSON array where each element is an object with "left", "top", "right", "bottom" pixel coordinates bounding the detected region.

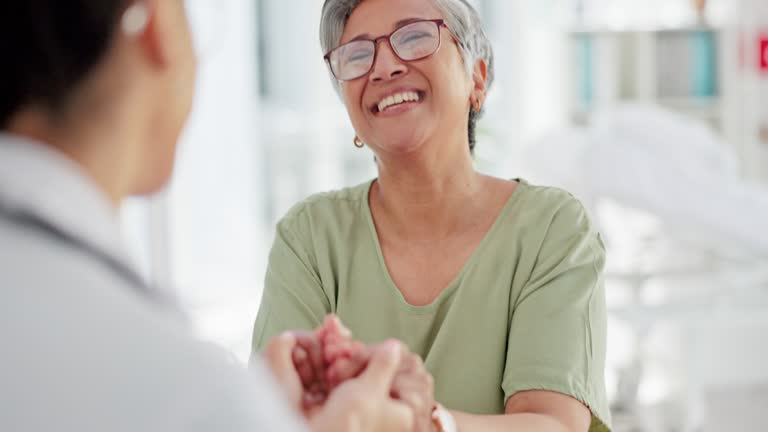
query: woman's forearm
[{"left": 450, "top": 410, "right": 572, "bottom": 432}]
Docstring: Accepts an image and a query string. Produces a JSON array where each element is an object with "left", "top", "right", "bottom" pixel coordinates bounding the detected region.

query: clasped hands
[{"left": 263, "top": 315, "right": 437, "bottom": 432}]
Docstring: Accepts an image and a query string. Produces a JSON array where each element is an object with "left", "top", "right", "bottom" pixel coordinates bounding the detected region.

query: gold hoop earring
[{"left": 353, "top": 136, "right": 365, "bottom": 148}]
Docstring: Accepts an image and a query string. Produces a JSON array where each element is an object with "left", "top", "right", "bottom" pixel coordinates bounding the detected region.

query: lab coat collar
[{"left": 0, "top": 132, "right": 138, "bottom": 277}]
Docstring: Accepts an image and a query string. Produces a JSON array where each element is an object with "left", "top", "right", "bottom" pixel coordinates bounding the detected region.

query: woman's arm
[
  {"left": 323, "top": 320, "right": 595, "bottom": 432},
  {"left": 251, "top": 219, "right": 332, "bottom": 357},
  {"left": 327, "top": 342, "right": 592, "bottom": 432},
  {"left": 450, "top": 390, "right": 591, "bottom": 432},
  {"left": 480, "top": 197, "right": 609, "bottom": 432}
]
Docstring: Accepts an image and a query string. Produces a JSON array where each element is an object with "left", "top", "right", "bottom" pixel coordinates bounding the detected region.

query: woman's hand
[
  {"left": 266, "top": 316, "right": 372, "bottom": 413},
  {"left": 291, "top": 315, "right": 359, "bottom": 412},
  {"left": 290, "top": 330, "right": 329, "bottom": 414},
  {"left": 266, "top": 315, "right": 436, "bottom": 431},
  {"left": 263, "top": 333, "right": 415, "bottom": 432},
  {"left": 323, "top": 316, "right": 437, "bottom": 432},
  {"left": 309, "top": 341, "right": 416, "bottom": 432}
]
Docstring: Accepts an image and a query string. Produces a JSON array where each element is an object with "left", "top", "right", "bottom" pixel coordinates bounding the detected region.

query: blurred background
[{"left": 120, "top": 0, "right": 768, "bottom": 430}]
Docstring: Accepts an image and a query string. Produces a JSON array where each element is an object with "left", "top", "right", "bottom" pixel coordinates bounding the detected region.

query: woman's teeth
[{"left": 377, "top": 91, "right": 420, "bottom": 113}]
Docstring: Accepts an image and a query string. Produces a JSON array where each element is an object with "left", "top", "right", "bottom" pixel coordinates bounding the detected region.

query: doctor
[{"left": 0, "top": 1, "right": 414, "bottom": 431}]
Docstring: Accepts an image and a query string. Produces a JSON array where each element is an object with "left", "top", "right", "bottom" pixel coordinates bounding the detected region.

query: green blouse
[{"left": 252, "top": 179, "right": 611, "bottom": 431}]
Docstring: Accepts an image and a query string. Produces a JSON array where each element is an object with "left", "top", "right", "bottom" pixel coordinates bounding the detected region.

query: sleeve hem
[{"left": 503, "top": 371, "right": 611, "bottom": 431}]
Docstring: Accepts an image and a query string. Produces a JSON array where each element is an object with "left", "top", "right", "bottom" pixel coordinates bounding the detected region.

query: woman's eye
[
  {"left": 347, "top": 51, "right": 372, "bottom": 62},
  {"left": 398, "top": 32, "right": 430, "bottom": 44}
]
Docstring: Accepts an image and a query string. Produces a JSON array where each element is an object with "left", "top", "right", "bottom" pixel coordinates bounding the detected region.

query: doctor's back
[{"left": 0, "top": 1, "right": 305, "bottom": 431}]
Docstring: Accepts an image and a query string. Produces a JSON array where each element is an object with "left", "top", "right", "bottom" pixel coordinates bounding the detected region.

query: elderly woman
[{"left": 252, "top": 0, "right": 610, "bottom": 431}]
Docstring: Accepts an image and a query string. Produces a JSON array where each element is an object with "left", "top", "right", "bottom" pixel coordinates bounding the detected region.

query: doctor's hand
[
  {"left": 310, "top": 340, "right": 416, "bottom": 432},
  {"left": 264, "top": 333, "right": 415, "bottom": 432}
]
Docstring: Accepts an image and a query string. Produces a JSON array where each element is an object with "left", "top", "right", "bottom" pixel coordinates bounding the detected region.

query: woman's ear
[{"left": 471, "top": 59, "right": 488, "bottom": 106}]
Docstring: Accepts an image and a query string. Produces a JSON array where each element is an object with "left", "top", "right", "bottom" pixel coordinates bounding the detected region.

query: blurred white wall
[{"left": 166, "top": 0, "right": 263, "bottom": 357}]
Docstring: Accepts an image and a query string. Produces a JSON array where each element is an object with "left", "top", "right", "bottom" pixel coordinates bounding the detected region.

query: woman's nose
[{"left": 369, "top": 39, "right": 407, "bottom": 83}]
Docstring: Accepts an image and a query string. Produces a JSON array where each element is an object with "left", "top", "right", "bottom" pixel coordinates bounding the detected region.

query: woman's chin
[{"left": 374, "top": 135, "right": 428, "bottom": 156}]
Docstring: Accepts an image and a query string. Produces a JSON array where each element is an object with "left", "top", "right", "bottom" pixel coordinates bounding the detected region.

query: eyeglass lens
[{"left": 329, "top": 20, "right": 441, "bottom": 81}]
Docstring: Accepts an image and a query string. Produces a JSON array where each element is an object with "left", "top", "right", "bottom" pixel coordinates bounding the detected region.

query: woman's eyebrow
[{"left": 347, "top": 17, "right": 428, "bottom": 42}]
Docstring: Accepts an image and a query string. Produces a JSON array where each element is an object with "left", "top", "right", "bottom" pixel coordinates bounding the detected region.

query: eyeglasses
[{"left": 324, "top": 19, "right": 454, "bottom": 82}]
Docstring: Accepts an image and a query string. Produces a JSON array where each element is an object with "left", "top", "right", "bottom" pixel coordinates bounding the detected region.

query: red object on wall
[{"left": 760, "top": 34, "right": 768, "bottom": 71}]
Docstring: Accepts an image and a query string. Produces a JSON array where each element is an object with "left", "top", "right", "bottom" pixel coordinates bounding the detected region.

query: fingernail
[
  {"left": 279, "top": 331, "right": 294, "bottom": 343},
  {"left": 383, "top": 340, "right": 401, "bottom": 357},
  {"left": 333, "top": 317, "right": 351, "bottom": 334},
  {"left": 330, "top": 315, "right": 342, "bottom": 328},
  {"left": 339, "top": 325, "right": 352, "bottom": 338},
  {"left": 293, "top": 348, "right": 307, "bottom": 360}
]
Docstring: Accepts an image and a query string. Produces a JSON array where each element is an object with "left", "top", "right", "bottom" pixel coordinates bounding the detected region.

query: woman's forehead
[{"left": 340, "top": 0, "right": 443, "bottom": 44}]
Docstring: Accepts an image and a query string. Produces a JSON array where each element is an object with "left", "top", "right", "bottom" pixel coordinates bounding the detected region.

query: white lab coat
[{"left": 0, "top": 133, "right": 307, "bottom": 432}]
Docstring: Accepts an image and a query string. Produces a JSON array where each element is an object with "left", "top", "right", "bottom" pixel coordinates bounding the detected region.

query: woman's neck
[{"left": 371, "top": 140, "right": 485, "bottom": 240}]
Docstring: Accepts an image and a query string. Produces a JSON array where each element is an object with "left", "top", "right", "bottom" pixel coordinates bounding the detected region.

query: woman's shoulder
[
  {"left": 508, "top": 179, "right": 594, "bottom": 231},
  {"left": 516, "top": 178, "right": 580, "bottom": 206},
  {"left": 276, "top": 180, "right": 373, "bottom": 232}
]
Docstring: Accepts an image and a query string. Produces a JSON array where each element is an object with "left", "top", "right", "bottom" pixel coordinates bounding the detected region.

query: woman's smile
[{"left": 370, "top": 88, "right": 426, "bottom": 116}]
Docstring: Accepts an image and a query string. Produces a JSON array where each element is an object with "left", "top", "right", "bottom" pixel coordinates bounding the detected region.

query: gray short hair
[{"left": 319, "top": 0, "right": 494, "bottom": 152}]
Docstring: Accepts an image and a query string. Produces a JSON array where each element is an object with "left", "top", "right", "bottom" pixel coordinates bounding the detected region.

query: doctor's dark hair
[{"left": 0, "top": 0, "right": 130, "bottom": 128}]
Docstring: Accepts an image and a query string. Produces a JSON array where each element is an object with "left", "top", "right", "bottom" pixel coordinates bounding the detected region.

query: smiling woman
[
  {"left": 321, "top": 0, "right": 494, "bottom": 154},
  {"left": 252, "top": 1, "right": 611, "bottom": 431}
]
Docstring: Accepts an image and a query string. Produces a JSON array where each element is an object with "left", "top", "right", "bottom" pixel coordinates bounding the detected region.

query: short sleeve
[
  {"left": 251, "top": 216, "right": 332, "bottom": 359},
  {"left": 502, "top": 198, "right": 611, "bottom": 429}
]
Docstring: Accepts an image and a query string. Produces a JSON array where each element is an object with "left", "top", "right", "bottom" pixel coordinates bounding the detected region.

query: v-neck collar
[{"left": 362, "top": 178, "right": 528, "bottom": 312}]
